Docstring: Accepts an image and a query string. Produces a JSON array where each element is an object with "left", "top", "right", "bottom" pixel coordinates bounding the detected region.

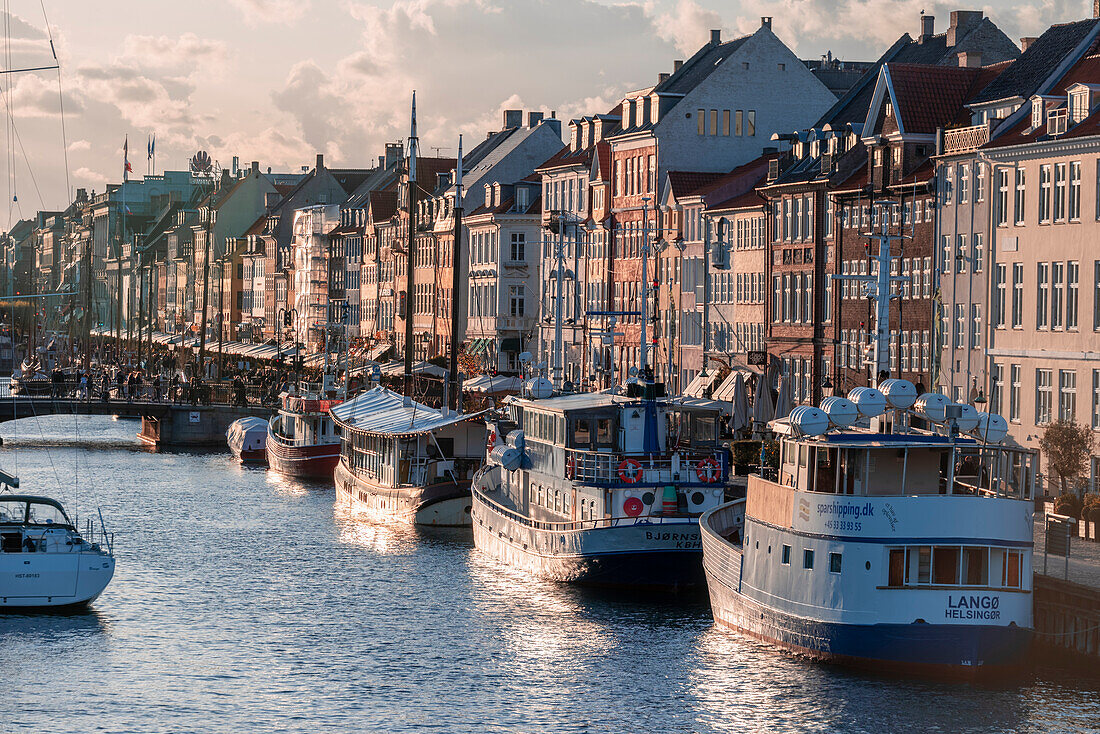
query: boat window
[
  {"left": 1000, "top": 549, "right": 1022, "bottom": 588},
  {"left": 691, "top": 415, "right": 716, "bottom": 445},
  {"left": 933, "top": 546, "right": 960, "bottom": 585},
  {"left": 573, "top": 418, "right": 591, "bottom": 448},
  {"left": 555, "top": 490, "right": 561, "bottom": 513},
  {"left": 829, "top": 552, "right": 842, "bottom": 574},
  {"left": 0, "top": 499, "right": 26, "bottom": 523},
  {"left": 813, "top": 447, "right": 837, "bottom": 493},
  {"left": 914, "top": 546, "right": 932, "bottom": 584},
  {"left": 803, "top": 549, "right": 814, "bottom": 569},
  {"left": 963, "top": 547, "right": 988, "bottom": 585},
  {"left": 781, "top": 544, "right": 791, "bottom": 564},
  {"left": 888, "top": 549, "right": 906, "bottom": 586},
  {"left": 596, "top": 419, "right": 614, "bottom": 449},
  {"left": 798, "top": 444, "right": 809, "bottom": 468},
  {"left": 26, "top": 502, "right": 68, "bottom": 526}
]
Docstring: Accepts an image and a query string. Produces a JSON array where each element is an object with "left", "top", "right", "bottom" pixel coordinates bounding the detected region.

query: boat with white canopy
[{"left": 330, "top": 386, "right": 487, "bottom": 526}]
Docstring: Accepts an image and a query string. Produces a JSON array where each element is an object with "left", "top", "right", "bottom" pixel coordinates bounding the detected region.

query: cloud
[
  {"left": 73, "top": 167, "right": 109, "bottom": 186},
  {"left": 652, "top": 0, "right": 727, "bottom": 54},
  {"left": 68, "top": 140, "right": 91, "bottom": 152},
  {"left": 229, "top": 0, "right": 312, "bottom": 25}
]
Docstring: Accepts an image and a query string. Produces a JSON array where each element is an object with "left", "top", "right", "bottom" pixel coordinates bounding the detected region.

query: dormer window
[
  {"left": 1031, "top": 97, "right": 1044, "bottom": 130},
  {"left": 1070, "top": 88, "right": 1090, "bottom": 125},
  {"left": 484, "top": 184, "right": 492, "bottom": 209},
  {"left": 517, "top": 186, "right": 529, "bottom": 211}
]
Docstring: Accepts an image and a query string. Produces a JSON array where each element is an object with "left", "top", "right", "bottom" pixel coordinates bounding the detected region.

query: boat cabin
[
  {"left": 0, "top": 495, "right": 76, "bottom": 553},
  {"left": 773, "top": 432, "right": 1035, "bottom": 500}
]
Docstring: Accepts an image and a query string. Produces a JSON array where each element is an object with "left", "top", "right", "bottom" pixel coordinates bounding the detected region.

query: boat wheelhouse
[
  {"left": 330, "top": 386, "right": 487, "bottom": 526},
  {"left": 701, "top": 385, "right": 1036, "bottom": 675},
  {"left": 266, "top": 384, "right": 342, "bottom": 479},
  {"left": 1, "top": 491, "right": 115, "bottom": 609},
  {"left": 472, "top": 390, "right": 731, "bottom": 592}
]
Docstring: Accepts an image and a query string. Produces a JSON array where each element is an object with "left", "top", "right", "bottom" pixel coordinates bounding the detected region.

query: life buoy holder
[
  {"left": 618, "top": 458, "right": 643, "bottom": 484},
  {"left": 696, "top": 457, "right": 721, "bottom": 483},
  {"left": 566, "top": 455, "right": 576, "bottom": 479}
]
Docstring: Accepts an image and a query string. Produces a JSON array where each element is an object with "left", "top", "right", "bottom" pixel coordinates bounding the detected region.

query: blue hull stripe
[{"left": 747, "top": 517, "right": 1033, "bottom": 548}]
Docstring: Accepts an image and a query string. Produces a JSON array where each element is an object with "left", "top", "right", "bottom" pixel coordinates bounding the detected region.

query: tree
[{"left": 1039, "top": 420, "right": 1095, "bottom": 495}]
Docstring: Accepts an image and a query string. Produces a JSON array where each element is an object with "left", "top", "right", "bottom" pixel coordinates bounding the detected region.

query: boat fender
[
  {"left": 617, "top": 458, "right": 643, "bottom": 484},
  {"left": 623, "top": 496, "right": 644, "bottom": 517},
  {"left": 695, "top": 457, "right": 721, "bottom": 483}
]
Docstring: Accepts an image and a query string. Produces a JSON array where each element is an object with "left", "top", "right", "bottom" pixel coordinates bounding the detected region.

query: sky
[{"left": 0, "top": 0, "right": 1095, "bottom": 223}]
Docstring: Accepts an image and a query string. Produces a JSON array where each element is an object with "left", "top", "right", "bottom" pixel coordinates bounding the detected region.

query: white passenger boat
[
  {"left": 266, "top": 383, "right": 342, "bottom": 479},
  {"left": 227, "top": 416, "right": 268, "bottom": 464},
  {"left": 0, "top": 472, "right": 115, "bottom": 610},
  {"left": 700, "top": 383, "right": 1035, "bottom": 675},
  {"left": 330, "top": 386, "right": 487, "bottom": 526},
  {"left": 471, "top": 382, "right": 729, "bottom": 592}
]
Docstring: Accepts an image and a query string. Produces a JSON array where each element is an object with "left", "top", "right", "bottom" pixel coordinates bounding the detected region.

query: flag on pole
[
  {"left": 147, "top": 133, "right": 155, "bottom": 160},
  {"left": 123, "top": 135, "right": 133, "bottom": 181}
]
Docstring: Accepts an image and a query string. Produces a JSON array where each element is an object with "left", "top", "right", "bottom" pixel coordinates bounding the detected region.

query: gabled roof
[
  {"left": 665, "top": 171, "right": 725, "bottom": 199},
  {"left": 593, "top": 141, "right": 612, "bottom": 182},
  {"left": 652, "top": 35, "right": 752, "bottom": 97},
  {"left": 367, "top": 190, "right": 398, "bottom": 223},
  {"left": 885, "top": 63, "right": 985, "bottom": 134},
  {"left": 972, "top": 19, "right": 1100, "bottom": 105},
  {"left": 535, "top": 143, "right": 593, "bottom": 174}
]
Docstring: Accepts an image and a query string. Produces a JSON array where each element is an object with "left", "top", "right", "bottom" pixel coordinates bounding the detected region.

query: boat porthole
[
  {"left": 865, "top": 561, "right": 871, "bottom": 570},
  {"left": 691, "top": 491, "right": 705, "bottom": 505},
  {"left": 642, "top": 491, "right": 655, "bottom": 505},
  {"left": 464, "top": 506, "right": 472, "bottom": 514},
  {"left": 767, "top": 545, "right": 771, "bottom": 554},
  {"left": 755, "top": 541, "right": 759, "bottom": 549}
]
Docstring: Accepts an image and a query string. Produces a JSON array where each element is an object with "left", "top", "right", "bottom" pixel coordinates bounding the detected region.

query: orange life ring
[
  {"left": 618, "top": 458, "right": 643, "bottom": 484},
  {"left": 696, "top": 457, "right": 721, "bottom": 483}
]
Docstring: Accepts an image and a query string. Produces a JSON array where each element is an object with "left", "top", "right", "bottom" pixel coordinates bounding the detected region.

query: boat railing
[
  {"left": 12, "top": 517, "right": 113, "bottom": 556},
  {"left": 563, "top": 447, "right": 727, "bottom": 486},
  {"left": 472, "top": 482, "right": 699, "bottom": 534},
  {"left": 699, "top": 499, "right": 746, "bottom": 591}
]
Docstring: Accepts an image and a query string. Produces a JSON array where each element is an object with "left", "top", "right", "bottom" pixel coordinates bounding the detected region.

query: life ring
[
  {"left": 618, "top": 458, "right": 643, "bottom": 484},
  {"left": 696, "top": 457, "right": 721, "bottom": 483},
  {"left": 623, "top": 496, "right": 644, "bottom": 517},
  {"left": 566, "top": 455, "right": 576, "bottom": 479}
]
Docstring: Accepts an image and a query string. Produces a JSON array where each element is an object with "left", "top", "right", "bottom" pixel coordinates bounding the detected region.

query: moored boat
[
  {"left": 470, "top": 382, "right": 730, "bottom": 592},
  {"left": 330, "top": 386, "right": 486, "bottom": 526},
  {"left": 227, "top": 416, "right": 268, "bottom": 464},
  {"left": 700, "top": 384, "right": 1036, "bottom": 675},
  {"left": 266, "top": 385, "right": 342, "bottom": 479},
  {"left": 0, "top": 471, "right": 115, "bottom": 610}
]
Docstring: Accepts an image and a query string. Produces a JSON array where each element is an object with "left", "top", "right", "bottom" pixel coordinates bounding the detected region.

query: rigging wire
[{"left": 38, "top": 0, "right": 68, "bottom": 201}]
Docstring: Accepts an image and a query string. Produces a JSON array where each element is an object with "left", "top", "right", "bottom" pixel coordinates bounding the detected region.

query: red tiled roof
[
  {"left": 708, "top": 188, "right": 766, "bottom": 212},
  {"left": 666, "top": 171, "right": 724, "bottom": 199},
  {"left": 594, "top": 141, "right": 611, "bottom": 182},
  {"left": 887, "top": 63, "right": 985, "bottom": 134},
  {"left": 273, "top": 184, "right": 296, "bottom": 196},
  {"left": 536, "top": 144, "right": 593, "bottom": 173},
  {"left": 368, "top": 190, "right": 398, "bottom": 223}
]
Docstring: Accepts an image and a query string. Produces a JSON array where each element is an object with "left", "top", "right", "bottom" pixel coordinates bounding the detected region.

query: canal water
[{"left": 2, "top": 416, "right": 1099, "bottom": 734}]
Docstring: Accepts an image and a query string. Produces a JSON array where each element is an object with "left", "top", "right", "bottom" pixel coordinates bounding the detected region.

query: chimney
[
  {"left": 1021, "top": 36, "right": 1038, "bottom": 51},
  {"left": 957, "top": 51, "right": 982, "bottom": 68},
  {"left": 919, "top": 14, "right": 934, "bottom": 42},
  {"left": 251, "top": 161, "right": 259, "bottom": 174},
  {"left": 232, "top": 156, "right": 240, "bottom": 176},
  {"left": 674, "top": 59, "right": 684, "bottom": 71},
  {"left": 527, "top": 111, "right": 544, "bottom": 128},
  {"left": 711, "top": 28, "right": 722, "bottom": 44},
  {"left": 503, "top": 109, "right": 523, "bottom": 129},
  {"left": 315, "top": 153, "right": 324, "bottom": 171},
  {"left": 658, "top": 72, "right": 670, "bottom": 83},
  {"left": 760, "top": 17, "right": 772, "bottom": 30},
  {"left": 947, "top": 10, "right": 983, "bottom": 47},
  {"left": 75, "top": 188, "right": 87, "bottom": 201},
  {"left": 385, "top": 142, "right": 402, "bottom": 169}
]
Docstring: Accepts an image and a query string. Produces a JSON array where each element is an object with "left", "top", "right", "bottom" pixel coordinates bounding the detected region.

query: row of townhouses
[{"left": 8, "top": 8, "right": 1100, "bottom": 476}]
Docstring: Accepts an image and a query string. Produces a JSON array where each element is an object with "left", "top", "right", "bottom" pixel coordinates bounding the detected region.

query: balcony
[{"left": 942, "top": 124, "right": 991, "bottom": 154}]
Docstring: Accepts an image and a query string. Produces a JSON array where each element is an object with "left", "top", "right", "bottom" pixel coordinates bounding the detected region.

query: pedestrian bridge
[{"left": 0, "top": 390, "right": 271, "bottom": 447}]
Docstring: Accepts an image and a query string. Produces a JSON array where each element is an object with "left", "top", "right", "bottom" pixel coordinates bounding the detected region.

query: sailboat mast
[
  {"left": 448, "top": 134, "right": 463, "bottom": 410},
  {"left": 403, "top": 92, "right": 418, "bottom": 398}
]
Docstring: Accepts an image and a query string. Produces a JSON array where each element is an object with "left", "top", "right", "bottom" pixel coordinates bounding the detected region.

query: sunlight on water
[{"left": 2, "top": 416, "right": 1099, "bottom": 733}]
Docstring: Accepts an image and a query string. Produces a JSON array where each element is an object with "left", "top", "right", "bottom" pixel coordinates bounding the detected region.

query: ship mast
[
  {"left": 447, "top": 135, "right": 463, "bottom": 410},
  {"left": 403, "top": 92, "right": 418, "bottom": 400}
]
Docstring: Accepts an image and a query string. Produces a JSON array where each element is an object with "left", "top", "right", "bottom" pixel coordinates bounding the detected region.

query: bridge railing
[{"left": 5, "top": 378, "right": 276, "bottom": 409}]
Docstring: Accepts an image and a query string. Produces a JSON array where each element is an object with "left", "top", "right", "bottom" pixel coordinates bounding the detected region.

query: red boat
[{"left": 266, "top": 388, "right": 342, "bottom": 479}]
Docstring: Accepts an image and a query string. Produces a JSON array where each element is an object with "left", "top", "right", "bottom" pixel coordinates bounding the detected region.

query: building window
[
  {"left": 508, "top": 285, "right": 524, "bottom": 317},
  {"left": 954, "top": 304, "right": 965, "bottom": 349},
  {"left": 1054, "top": 163, "right": 1067, "bottom": 222},
  {"left": 1068, "top": 260, "right": 1080, "bottom": 330},
  {"left": 1012, "top": 263, "right": 1024, "bottom": 328},
  {"left": 735, "top": 110, "right": 743, "bottom": 136},
  {"left": 1070, "top": 161, "right": 1082, "bottom": 221},
  {"left": 510, "top": 232, "right": 525, "bottom": 262},
  {"left": 746, "top": 110, "right": 756, "bottom": 136},
  {"left": 1060, "top": 369, "right": 1077, "bottom": 422},
  {"left": 973, "top": 234, "right": 983, "bottom": 273},
  {"left": 1037, "top": 262, "right": 1049, "bottom": 329},
  {"left": 970, "top": 304, "right": 981, "bottom": 349},
  {"left": 994, "top": 264, "right": 1006, "bottom": 328},
  {"left": 1092, "top": 370, "right": 1100, "bottom": 430},
  {"left": 1015, "top": 167, "right": 1026, "bottom": 225},
  {"left": 996, "top": 169, "right": 1009, "bottom": 226},
  {"left": 976, "top": 163, "right": 985, "bottom": 202},
  {"left": 1052, "top": 261, "right": 1064, "bottom": 329},
  {"left": 1010, "top": 364, "right": 1021, "bottom": 423},
  {"left": 1039, "top": 164, "right": 1052, "bottom": 223},
  {"left": 697, "top": 109, "right": 705, "bottom": 136},
  {"left": 1036, "top": 368, "right": 1053, "bottom": 425},
  {"left": 709, "top": 109, "right": 718, "bottom": 136},
  {"left": 942, "top": 235, "right": 951, "bottom": 274},
  {"left": 722, "top": 109, "right": 730, "bottom": 136},
  {"left": 959, "top": 164, "right": 969, "bottom": 204},
  {"left": 991, "top": 363, "right": 1004, "bottom": 415},
  {"left": 956, "top": 234, "right": 967, "bottom": 273}
]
